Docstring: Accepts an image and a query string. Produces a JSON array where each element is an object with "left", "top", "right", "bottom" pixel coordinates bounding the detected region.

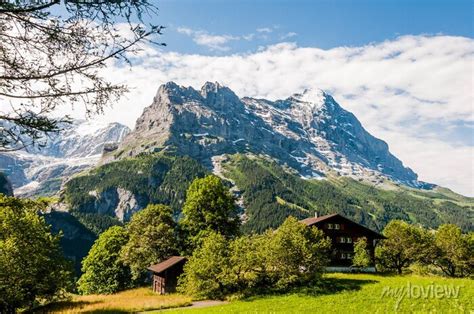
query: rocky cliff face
[
  {"left": 1, "top": 120, "right": 130, "bottom": 197},
  {"left": 117, "top": 82, "right": 421, "bottom": 187},
  {"left": 86, "top": 187, "right": 144, "bottom": 222}
]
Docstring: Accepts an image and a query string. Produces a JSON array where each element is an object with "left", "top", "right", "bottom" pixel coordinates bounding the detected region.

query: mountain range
[
  {"left": 1, "top": 82, "right": 472, "bottom": 272},
  {"left": 112, "top": 82, "right": 428, "bottom": 189},
  {"left": 0, "top": 120, "right": 130, "bottom": 197}
]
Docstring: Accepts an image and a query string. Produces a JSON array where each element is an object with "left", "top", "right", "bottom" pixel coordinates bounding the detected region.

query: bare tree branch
[{"left": 0, "top": 0, "right": 164, "bottom": 151}]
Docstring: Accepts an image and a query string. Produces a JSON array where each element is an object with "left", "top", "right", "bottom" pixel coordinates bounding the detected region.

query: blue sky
[
  {"left": 62, "top": 1, "right": 473, "bottom": 195},
  {"left": 153, "top": 0, "right": 473, "bottom": 54}
]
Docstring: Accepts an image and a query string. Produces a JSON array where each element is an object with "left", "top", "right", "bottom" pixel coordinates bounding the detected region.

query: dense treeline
[
  {"left": 0, "top": 196, "right": 73, "bottom": 312},
  {"left": 78, "top": 174, "right": 241, "bottom": 294},
  {"left": 63, "top": 154, "right": 208, "bottom": 222},
  {"left": 223, "top": 155, "right": 473, "bottom": 233},
  {"left": 178, "top": 218, "right": 331, "bottom": 299},
  {"left": 62, "top": 153, "right": 472, "bottom": 237},
  {"left": 376, "top": 220, "right": 473, "bottom": 277},
  {"left": 71, "top": 212, "right": 122, "bottom": 236}
]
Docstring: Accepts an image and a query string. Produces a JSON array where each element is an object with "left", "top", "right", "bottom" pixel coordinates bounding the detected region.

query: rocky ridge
[
  {"left": 0, "top": 120, "right": 130, "bottom": 197},
  {"left": 115, "top": 82, "right": 426, "bottom": 188}
]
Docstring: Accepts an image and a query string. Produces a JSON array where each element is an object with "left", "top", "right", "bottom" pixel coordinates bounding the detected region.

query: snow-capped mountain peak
[
  {"left": 117, "top": 82, "right": 423, "bottom": 188},
  {"left": 33, "top": 120, "right": 130, "bottom": 159},
  {"left": 291, "top": 88, "right": 326, "bottom": 110},
  {"left": 0, "top": 120, "right": 130, "bottom": 196}
]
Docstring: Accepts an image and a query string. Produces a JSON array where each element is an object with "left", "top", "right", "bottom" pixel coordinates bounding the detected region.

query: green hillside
[
  {"left": 62, "top": 153, "right": 473, "bottom": 235},
  {"left": 220, "top": 154, "right": 473, "bottom": 233},
  {"left": 63, "top": 153, "right": 209, "bottom": 219},
  {"left": 52, "top": 152, "right": 473, "bottom": 274}
]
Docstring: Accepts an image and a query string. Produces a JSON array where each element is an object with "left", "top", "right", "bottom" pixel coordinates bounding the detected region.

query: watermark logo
[{"left": 381, "top": 282, "right": 463, "bottom": 310}]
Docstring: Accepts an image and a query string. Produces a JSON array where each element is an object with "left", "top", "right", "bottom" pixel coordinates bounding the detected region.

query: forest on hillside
[
  {"left": 221, "top": 155, "right": 473, "bottom": 233},
  {"left": 63, "top": 153, "right": 473, "bottom": 237}
]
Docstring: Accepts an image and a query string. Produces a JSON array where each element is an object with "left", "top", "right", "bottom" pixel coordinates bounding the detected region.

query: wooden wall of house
[{"left": 313, "top": 216, "right": 380, "bottom": 267}]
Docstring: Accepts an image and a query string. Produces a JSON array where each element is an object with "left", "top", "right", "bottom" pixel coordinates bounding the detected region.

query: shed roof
[{"left": 148, "top": 256, "right": 187, "bottom": 273}]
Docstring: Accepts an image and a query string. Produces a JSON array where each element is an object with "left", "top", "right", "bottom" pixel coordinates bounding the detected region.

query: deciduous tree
[
  {"left": 180, "top": 175, "right": 239, "bottom": 251},
  {"left": 178, "top": 232, "right": 231, "bottom": 299},
  {"left": 266, "top": 216, "right": 331, "bottom": 288},
  {"left": 78, "top": 226, "right": 131, "bottom": 294},
  {"left": 0, "top": 0, "right": 164, "bottom": 151},
  {"left": 431, "top": 224, "right": 473, "bottom": 277},
  {"left": 352, "top": 237, "right": 371, "bottom": 268},
  {"left": 120, "top": 204, "right": 178, "bottom": 281},
  {"left": 375, "top": 220, "right": 432, "bottom": 274},
  {"left": 0, "top": 195, "right": 72, "bottom": 312}
]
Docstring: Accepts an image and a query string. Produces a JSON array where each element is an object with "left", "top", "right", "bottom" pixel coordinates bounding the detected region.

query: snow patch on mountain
[
  {"left": 0, "top": 120, "right": 130, "bottom": 197},
  {"left": 117, "top": 82, "right": 427, "bottom": 189},
  {"left": 293, "top": 88, "right": 326, "bottom": 110}
]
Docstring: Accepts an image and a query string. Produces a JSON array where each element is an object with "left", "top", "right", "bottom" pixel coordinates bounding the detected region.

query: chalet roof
[
  {"left": 148, "top": 256, "right": 186, "bottom": 273},
  {"left": 300, "top": 213, "right": 385, "bottom": 239},
  {"left": 300, "top": 213, "right": 339, "bottom": 226}
]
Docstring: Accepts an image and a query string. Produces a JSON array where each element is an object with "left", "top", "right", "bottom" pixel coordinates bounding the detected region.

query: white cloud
[
  {"left": 177, "top": 27, "right": 240, "bottom": 51},
  {"left": 176, "top": 26, "right": 274, "bottom": 50},
  {"left": 280, "top": 32, "right": 297, "bottom": 40},
  {"left": 256, "top": 27, "right": 273, "bottom": 33},
  {"left": 242, "top": 33, "right": 255, "bottom": 41},
  {"left": 176, "top": 26, "right": 193, "bottom": 36},
  {"left": 73, "top": 35, "right": 473, "bottom": 196}
]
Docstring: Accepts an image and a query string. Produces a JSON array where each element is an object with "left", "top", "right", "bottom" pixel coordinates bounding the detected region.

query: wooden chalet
[
  {"left": 301, "top": 213, "right": 385, "bottom": 271},
  {"left": 148, "top": 256, "right": 187, "bottom": 294}
]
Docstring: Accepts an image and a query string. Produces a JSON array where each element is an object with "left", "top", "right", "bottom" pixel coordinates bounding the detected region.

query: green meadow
[{"left": 164, "top": 273, "right": 473, "bottom": 314}]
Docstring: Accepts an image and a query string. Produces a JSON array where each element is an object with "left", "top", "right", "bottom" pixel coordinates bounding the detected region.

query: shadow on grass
[
  {"left": 82, "top": 310, "right": 130, "bottom": 314},
  {"left": 296, "top": 276, "right": 378, "bottom": 297},
  {"left": 30, "top": 300, "right": 106, "bottom": 314},
  {"left": 238, "top": 276, "right": 379, "bottom": 302}
]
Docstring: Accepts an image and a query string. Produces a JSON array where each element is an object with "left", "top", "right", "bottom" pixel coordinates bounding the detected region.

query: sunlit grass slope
[
  {"left": 42, "top": 287, "right": 191, "bottom": 313},
  {"left": 166, "top": 273, "right": 473, "bottom": 314}
]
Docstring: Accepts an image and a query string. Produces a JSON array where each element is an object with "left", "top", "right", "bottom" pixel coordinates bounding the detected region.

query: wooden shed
[{"left": 148, "top": 256, "right": 187, "bottom": 294}]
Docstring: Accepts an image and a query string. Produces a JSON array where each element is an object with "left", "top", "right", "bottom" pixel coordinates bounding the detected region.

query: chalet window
[
  {"left": 346, "top": 237, "right": 352, "bottom": 243},
  {"left": 327, "top": 223, "right": 333, "bottom": 229},
  {"left": 334, "top": 224, "right": 340, "bottom": 230},
  {"left": 341, "top": 253, "right": 346, "bottom": 259},
  {"left": 340, "top": 237, "right": 346, "bottom": 243},
  {"left": 347, "top": 253, "right": 352, "bottom": 259}
]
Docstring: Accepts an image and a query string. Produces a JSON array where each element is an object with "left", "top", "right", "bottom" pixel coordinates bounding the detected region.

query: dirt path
[
  {"left": 183, "top": 300, "right": 228, "bottom": 309},
  {"left": 140, "top": 300, "right": 229, "bottom": 313}
]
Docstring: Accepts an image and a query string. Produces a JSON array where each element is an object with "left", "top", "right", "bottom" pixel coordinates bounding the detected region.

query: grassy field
[
  {"left": 164, "top": 273, "right": 473, "bottom": 314},
  {"left": 40, "top": 288, "right": 191, "bottom": 313}
]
